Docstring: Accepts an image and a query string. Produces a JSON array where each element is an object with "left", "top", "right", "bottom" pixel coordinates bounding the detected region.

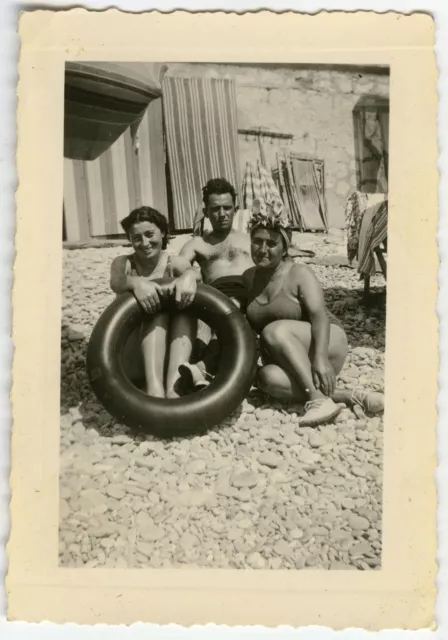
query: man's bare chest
[{"left": 201, "top": 237, "right": 250, "bottom": 263}]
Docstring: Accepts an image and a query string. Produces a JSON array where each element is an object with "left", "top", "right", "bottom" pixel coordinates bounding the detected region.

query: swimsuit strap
[
  {"left": 254, "top": 262, "right": 291, "bottom": 306},
  {"left": 128, "top": 253, "right": 138, "bottom": 275},
  {"left": 129, "top": 251, "right": 169, "bottom": 279},
  {"left": 151, "top": 251, "right": 169, "bottom": 279}
]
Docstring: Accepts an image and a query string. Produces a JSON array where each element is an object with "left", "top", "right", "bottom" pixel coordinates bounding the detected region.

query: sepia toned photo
[
  {"left": 60, "top": 60, "right": 388, "bottom": 571},
  {"left": 9, "top": 10, "right": 438, "bottom": 628}
]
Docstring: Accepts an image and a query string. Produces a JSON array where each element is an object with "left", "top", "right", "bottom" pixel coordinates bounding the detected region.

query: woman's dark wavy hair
[
  {"left": 202, "top": 178, "right": 237, "bottom": 207},
  {"left": 120, "top": 206, "right": 169, "bottom": 249}
]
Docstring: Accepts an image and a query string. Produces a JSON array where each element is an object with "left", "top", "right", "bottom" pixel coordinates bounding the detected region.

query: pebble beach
[{"left": 59, "top": 232, "right": 385, "bottom": 571}]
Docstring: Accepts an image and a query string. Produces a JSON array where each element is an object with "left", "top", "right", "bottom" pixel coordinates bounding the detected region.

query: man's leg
[
  {"left": 180, "top": 294, "right": 243, "bottom": 389},
  {"left": 165, "top": 314, "right": 197, "bottom": 398}
]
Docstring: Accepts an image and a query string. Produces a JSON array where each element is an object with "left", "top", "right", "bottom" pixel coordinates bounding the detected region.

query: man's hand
[
  {"left": 132, "top": 279, "right": 162, "bottom": 315},
  {"left": 170, "top": 271, "right": 197, "bottom": 309},
  {"left": 312, "top": 353, "right": 336, "bottom": 397}
]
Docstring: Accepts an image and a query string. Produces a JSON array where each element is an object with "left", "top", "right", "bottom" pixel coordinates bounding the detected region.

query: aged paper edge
[{"left": 8, "top": 9, "right": 438, "bottom": 629}]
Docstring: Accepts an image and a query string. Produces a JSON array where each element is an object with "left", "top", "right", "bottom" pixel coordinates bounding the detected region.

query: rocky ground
[{"left": 59, "top": 232, "right": 386, "bottom": 570}]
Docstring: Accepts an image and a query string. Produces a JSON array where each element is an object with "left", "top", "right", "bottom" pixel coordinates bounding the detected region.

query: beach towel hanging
[
  {"left": 241, "top": 160, "right": 284, "bottom": 215},
  {"left": 163, "top": 76, "right": 241, "bottom": 231}
]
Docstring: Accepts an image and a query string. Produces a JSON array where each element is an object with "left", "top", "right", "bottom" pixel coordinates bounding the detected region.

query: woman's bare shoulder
[
  {"left": 287, "top": 262, "right": 320, "bottom": 287},
  {"left": 110, "top": 254, "right": 132, "bottom": 271},
  {"left": 289, "top": 261, "right": 315, "bottom": 277}
]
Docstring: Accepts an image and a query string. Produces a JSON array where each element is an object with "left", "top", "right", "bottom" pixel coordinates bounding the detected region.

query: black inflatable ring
[{"left": 87, "top": 279, "right": 257, "bottom": 438}]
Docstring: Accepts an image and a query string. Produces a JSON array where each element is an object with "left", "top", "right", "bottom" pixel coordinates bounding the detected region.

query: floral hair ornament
[{"left": 247, "top": 198, "right": 293, "bottom": 249}]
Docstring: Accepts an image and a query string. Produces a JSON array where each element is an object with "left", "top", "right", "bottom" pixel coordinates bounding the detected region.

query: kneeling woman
[
  {"left": 110, "top": 206, "right": 198, "bottom": 399},
  {"left": 243, "top": 200, "right": 384, "bottom": 427}
]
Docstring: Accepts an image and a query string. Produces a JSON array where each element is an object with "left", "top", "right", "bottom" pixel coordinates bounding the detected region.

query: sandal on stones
[
  {"left": 299, "top": 397, "right": 341, "bottom": 427},
  {"left": 351, "top": 389, "right": 384, "bottom": 414}
]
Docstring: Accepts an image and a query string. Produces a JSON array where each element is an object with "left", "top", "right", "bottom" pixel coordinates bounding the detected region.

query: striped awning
[
  {"left": 64, "top": 62, "right": 166, "bottom": 161},
  {"left": 162, "top": 76, "right": 240, "bottom": 230}
]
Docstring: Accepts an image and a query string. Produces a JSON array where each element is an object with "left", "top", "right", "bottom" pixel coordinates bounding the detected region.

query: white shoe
[
  {"left": 300, "top": 397, "right": 341, "bottom": 427},
  {"left": 178, "top": 363, "right": 210, "bottom": 390},
  {"left": 351, "top": 389, "right": 384, "bottom": 414}
]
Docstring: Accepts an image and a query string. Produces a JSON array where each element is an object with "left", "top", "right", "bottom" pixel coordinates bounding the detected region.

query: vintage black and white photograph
[{"left": 59, "top": 60, "right": 389, "bottom": 571}]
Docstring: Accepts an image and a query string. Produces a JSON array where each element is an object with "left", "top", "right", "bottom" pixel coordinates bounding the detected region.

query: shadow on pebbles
[{"left": 59, "top": 246, "right": 384, "bottom": 571}]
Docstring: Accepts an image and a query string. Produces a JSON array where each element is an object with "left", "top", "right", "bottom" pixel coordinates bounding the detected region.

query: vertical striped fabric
[
  {"left": 284, "top": 153, "right": 304, "bottom": 230},
  {"left": 377, "top": 111, "right": 389, "bottom": 183},
  {"left": 274, "top": 153, "right": 289, "bottom": 219},
  {"left": 291, "top": 158, "right": 327, "bottom": 231},
  {"left": 345, "top": 191, "right": 386, "bottom": 264},
  {"left": 311, "top": 161, "right": 329, "bottom": 228},
  {"left": 358, "top": 200, "right": 388, "bottom": 277},
  {"left": 271, "top": 155, "right": 328, "bottom": 231},
  {"left": 136, "top": 98, "right": 168, "bottom": 218},
  {"left": 241, "top": 161, "right": 284, "bottom": 215},
  {"left": 354, "top": 108, "right": 388, "bottom": 194},
  {"left": 63, "top": 98, "right": 167, "bottom": 242},
  {"left": 162, "top": 76, "right": 240, "bottom": 230},
  {"left": 241, "top": 162, "right": 254, "bottom": 211}
]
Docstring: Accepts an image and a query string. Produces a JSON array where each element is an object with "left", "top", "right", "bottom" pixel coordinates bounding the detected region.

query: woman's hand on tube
[
  {"left": 171, "top": 271, "right": 197, "bottom": 309},
  {"left": 312, "top": 353, "right": 336, "bottom": 397},
  {"left": 133, "top": 279, "right": 162, "bottom": 315}
]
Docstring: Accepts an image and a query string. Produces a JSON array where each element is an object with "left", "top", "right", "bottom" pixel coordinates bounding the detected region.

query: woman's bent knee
[
  {"left": 257, "top": 364, "right": 283, "bottom": 391},
  {"left": 257, "top": 364, "right": 298, "bottom": 400},
  {"left": 329, "top": 326, "right": 349, "bottom": 373},
  {"left": 260, "top": 321, "right": 288, "bottom": 350}
]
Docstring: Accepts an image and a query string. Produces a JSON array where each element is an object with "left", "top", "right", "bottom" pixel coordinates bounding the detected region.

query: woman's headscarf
[{"left": 247, "top": 198, "right": 293, "bottom": 251}]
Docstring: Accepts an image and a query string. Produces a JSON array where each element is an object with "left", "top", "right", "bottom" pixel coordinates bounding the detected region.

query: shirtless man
[
  {"left": 175, "top": 178, "right": 252, "bottom": 287},
  {"left": 174, "top": 178, "right": 254, "bottom": 387}
]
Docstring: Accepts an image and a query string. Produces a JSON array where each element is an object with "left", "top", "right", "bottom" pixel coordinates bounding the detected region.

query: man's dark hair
[
  {"left": 120, "top": 206, "right": 169, "bottom": 249},
  {"left": 202, "top": 178, "right": 237, "bottom": 207}
]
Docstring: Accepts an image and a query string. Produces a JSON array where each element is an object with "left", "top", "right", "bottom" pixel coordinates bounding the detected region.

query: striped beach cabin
[{"left": 63, "top": 63, "right": 241, "bottom": 243}]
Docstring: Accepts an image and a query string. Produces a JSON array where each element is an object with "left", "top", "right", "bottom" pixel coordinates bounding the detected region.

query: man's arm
[
  {"left": 171, "top": 236, "right": 204, "bottom": 281},
  {"left": 169, "top": 237, "right": 204, "bottom": 308},
  {"left": 170, "top": 254, "right": 202, "bottom": 281},
  {"left": 176, "top": 237, "right": 202, "bottom": 270}
]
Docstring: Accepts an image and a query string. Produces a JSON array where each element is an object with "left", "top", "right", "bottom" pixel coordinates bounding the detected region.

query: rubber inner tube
[
  {"left": 210, "top": 275, "right": 247, "bottom": 305},
  {"left": 87, "top": 279, "right": 257, "bottom": 438}
]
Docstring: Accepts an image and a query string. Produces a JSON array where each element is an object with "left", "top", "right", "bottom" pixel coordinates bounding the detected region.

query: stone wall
[{"left": 166, "top": 63, "right": 389, "bottom": 229}]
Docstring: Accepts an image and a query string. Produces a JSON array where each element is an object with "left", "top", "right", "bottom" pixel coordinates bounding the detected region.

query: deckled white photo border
[{"left": 2, "top": 1, "right": 444, "bottom": 636}]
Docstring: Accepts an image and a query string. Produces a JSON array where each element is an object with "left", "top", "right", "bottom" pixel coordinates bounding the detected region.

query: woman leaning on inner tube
[
  {"left": 109, "top": 206, "right": 199, "bottom": 399},
  {"left": 242, "top": 198, "right": 385, "bottom": 428}
]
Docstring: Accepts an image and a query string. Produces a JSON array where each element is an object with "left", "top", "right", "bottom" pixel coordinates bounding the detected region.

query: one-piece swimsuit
[{"left": 246, "top": 263, "right": 344, "bottom": 334}]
